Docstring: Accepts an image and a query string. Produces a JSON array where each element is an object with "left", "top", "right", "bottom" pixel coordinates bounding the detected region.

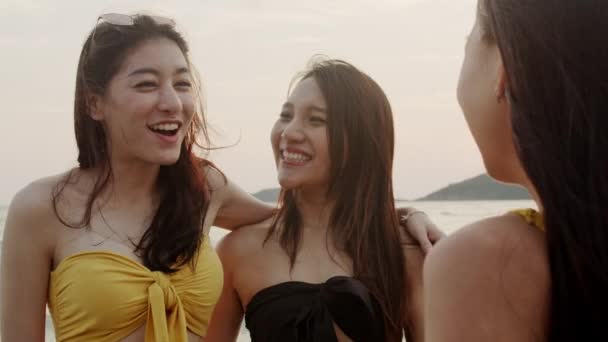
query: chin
[
  {"left": 277, "top": 177, "right": 300, "bottom": 191},
  {"left": 155, "top": 152, "right": 182, "bottom": 166},
  {"left": 484, "top": 160, "right": 524, "bottom": 186}
]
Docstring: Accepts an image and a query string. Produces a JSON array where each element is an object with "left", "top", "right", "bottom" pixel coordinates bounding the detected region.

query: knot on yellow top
[
  {"left": 47, "top": 237, "right": 223, "bottom": 342},
  {"left": 150, "top": 271, "right": 178, "bottom": 310}
]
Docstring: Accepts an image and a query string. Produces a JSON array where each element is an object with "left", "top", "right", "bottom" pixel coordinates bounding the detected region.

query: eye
[
  {"left": 135, "top": 81, "right": 157, "bottom": 89},
  {"left": 279, "top": 111, "right": 292, "bottom": 121},
  {"left": 309, "top": 116, "right": 326, "bottom": 124},
  {"left": 175, "top": 81, "right": 192, "bottom": 89}
]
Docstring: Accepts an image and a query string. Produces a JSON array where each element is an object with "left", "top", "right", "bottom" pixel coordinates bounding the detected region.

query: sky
[{"left": 0, "top": 0, "right": 482, "bottom": 204}]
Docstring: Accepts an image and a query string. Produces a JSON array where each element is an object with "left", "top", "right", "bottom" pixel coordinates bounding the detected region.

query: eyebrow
[
  {"left": 128, "top": 67, "right": 190, "bottom": 77},
  {"left": 282, "top": 102, "right": 327, "bottom": 114}
]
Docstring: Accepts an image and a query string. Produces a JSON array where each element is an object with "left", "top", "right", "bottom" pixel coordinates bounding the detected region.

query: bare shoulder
[
  {"left": 3, "top": 173, "right": 72, "bottom": 249},
  {"left": 215, "top": 217, "right": 276, "bottom": 262},
  {"left": 204, "top": 164, "right": 228, "bottom": 192},
  {"left": 7, "top": 173, "right": 68, "bottom": 221},
  {"left": 424, "top": 214, "right": 549, "bottom": 338},
  {"left": 426, "top": 213, "right": 548, "bottom": 277}
]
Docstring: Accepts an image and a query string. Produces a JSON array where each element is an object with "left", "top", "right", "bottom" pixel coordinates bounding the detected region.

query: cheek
[
  {"left": 457, "top": 52, "right": 482, "bottom": 120},
  {"left": 270, "top": 121, "right": 282, "bottom": 163},
  {"left": 457, "top": 53, "right": 498, "bottom": 144},
  {"left": 180, "top": 93, "right": 195, "bottom": 118},
  {"left": 315, "top": 131, "right": 331, "bottom": 171},
  {"left": 102, "top": 107, "right": 131, "bottom": 140}
]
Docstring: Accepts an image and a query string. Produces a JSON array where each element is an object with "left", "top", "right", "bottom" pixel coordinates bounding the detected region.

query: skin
[
  {"left": 0, "top": 38, "right": 273, "bottom": 342},
  {"left": 423, "top": 4, "right": 550, "bottom": 341},
  {"left": 205, "top": 77, "right": 425, "bottom": 342}
]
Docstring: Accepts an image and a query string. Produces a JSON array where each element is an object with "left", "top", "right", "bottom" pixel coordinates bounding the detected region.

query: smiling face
[
  {"left": 270, "top": 76, "right": 331, "bottom": 191},
  {"left": 92, "top": 37, "right": 195, "bottom": 166}
]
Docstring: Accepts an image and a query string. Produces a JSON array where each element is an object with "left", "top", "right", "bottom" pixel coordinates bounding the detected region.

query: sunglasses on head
[
  {"left": 85, "top": 13, "right": 176, "bottom": 56},
  {"left": 96, "top": 13, "right": 176, "bottom": 27}
]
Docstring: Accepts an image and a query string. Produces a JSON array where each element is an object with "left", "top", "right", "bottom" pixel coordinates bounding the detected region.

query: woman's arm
[
  {"left": 1, "top": 185, "right": 54, "bottom": 341},
  {"left": 400, "top": 227, "right": 425, "bottom": 342},
  {"left": 205, "top": 235, "right": 246, "bottom": 342},
  {"left": 206, "top": 167, "right": 275, "bottom": 231}
]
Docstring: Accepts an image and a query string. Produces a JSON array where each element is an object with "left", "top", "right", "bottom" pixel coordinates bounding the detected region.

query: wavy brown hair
[
  {"left": 53, "top": 14, "right": 215, "bottom": 273},
  {"left": 480, "top": 1, "right": 608, "bottom": 340},
  {"left": 266, "top": 59, "right": 407, "bottom": 341}
]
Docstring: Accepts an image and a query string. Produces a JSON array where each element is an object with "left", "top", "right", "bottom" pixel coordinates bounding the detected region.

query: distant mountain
[
  {"left": 252, "top": 174, "right": 531, "bottom": 202},
  {"left": 417, "top": 174, "right": 531, "bottom": 201},
  {"left": 252, "top": 188, "right": 280, "bottom": 202}
]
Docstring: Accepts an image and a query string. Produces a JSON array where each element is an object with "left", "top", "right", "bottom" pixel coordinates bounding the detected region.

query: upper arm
[
  {"left": 205, "top": 234, "right": 245, "bottom": 342},
  {"left": 1, "top": 184, "right": 55, "bottom": 341},
  {"left": 206, "top": 166, "right": 274, "bottom": 230},
  {"left": 423, "top": 217, "right": 549, "bottom": 342}
]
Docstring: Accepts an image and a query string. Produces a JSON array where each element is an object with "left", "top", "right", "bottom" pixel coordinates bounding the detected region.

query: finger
[
  {"left": 420, "top": 239, "right": 432, "bottom": 255},
  {"left": 428, "top": 224, "right": 446, "bottom": 243}
]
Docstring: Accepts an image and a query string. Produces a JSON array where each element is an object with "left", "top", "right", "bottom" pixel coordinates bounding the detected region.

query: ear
[
  {"left": 494, "top": 58, "right": 508, "bottom": 103},
  {"left": 88, "top": 94, "right": 104, "bottom": 121}
]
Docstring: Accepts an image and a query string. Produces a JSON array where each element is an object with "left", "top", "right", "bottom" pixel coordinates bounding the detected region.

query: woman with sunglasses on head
[
  {"left": 424, "top": 1, "right": 608, "bottom": 341},
  {"left": 0, "top": 13, "right": 274, "bottom": 342},
  {"left": 0, "top": 14, "right": 438, "bottom": 342},
  {"left": 206, "top": 59, "right": 425, "bottom": 342}
]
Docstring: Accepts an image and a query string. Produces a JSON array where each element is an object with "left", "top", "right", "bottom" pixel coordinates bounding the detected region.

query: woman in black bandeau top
[{"left": 206, "top": 59, "right": 425, "bottom": 342}]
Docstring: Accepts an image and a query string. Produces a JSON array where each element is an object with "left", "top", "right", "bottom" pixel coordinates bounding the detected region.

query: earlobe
[
  {"left": 494, "top": 60, "right": 508, "bottom": 103},
  {"left": 88, "top": 95, "right": 104, "bottom": 121}
]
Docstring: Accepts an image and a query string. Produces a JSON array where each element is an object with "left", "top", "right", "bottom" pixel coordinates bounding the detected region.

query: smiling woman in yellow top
[{"left": 0, "top": 14, "right": 276, "bottom": 342}]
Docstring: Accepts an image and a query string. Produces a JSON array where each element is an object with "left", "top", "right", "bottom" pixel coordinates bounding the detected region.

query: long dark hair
[
  {"left": 53, "top": 14, "right": 214, "bottom": 273},
  {"left": 267, "top": 59, "right": 406, "bottom": 341},
  {"left": 481, "top": 1, "right": 608, "bottom": 340}
]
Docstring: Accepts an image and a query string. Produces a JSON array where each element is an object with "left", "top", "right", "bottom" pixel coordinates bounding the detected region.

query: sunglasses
[
  {"left": 85, "top": 13, "right": 176, "bottom": 58},
  {"left": 96, "top": 13, "right": 175, "bottom": 27}
]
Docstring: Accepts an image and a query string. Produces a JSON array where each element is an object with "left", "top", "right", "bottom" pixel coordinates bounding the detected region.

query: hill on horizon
[
  {"left": 251, "top": 174, "right": 531, "bottom": 202},
  {"left": 416, "top": 174, "right": 531, "bottom": 201},
  {"left": 252, "top": 188, "right": 281, "bottom": 202}
]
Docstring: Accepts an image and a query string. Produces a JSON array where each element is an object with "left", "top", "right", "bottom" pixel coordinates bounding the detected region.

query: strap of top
[{"left": 509, "top": 208, "right": 544, "bottom": 231}]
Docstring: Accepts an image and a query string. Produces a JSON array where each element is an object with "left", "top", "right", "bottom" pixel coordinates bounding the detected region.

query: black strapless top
[{"left": 244, "top": 276, "right": 385, "bottom": 342}]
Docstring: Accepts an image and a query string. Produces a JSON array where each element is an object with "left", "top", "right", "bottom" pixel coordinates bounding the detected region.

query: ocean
[{"left": 0, "top": 200, "right": 536, "bottom": 341}]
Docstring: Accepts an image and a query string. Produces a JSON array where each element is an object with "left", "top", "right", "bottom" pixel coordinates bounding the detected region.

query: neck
[
  {"left": 524, "top": 181, "right": 544, "bottom": 213},
  {"left": 100, "top": 156, "right": 161, "bottom": 207},
  {"left": 294, "top": 185, "right": 334, "bottom": 231}
]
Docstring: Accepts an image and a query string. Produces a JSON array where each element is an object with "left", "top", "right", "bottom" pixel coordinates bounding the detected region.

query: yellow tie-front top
[{"left": 48, "top": 236, "right": 223, "bottom": 342}]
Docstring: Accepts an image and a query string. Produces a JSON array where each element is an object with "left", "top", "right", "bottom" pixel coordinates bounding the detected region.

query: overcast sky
[{"left": 0, "top": 0, "right": 482, "bottom": 204}]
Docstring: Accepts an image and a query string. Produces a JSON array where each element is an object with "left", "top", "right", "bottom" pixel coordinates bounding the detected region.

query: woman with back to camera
[{"left": 424, "top": 1, "right": 608, "bottom": 341}]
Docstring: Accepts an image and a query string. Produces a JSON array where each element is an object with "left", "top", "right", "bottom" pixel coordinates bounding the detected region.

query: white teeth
[
  {"left": 282, "top": 151, "right": 310, "bottom": 162},
  {"left": 151, "top": 123, "right": 179, "bottom": 131}
]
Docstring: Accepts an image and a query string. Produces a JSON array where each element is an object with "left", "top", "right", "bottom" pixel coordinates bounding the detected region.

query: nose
[
  {"left": 281, "top": 117, "right": 305, "bottom": 142},
  {"left": 157, "top": 83, "right": 183, "bottom": 114}
]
